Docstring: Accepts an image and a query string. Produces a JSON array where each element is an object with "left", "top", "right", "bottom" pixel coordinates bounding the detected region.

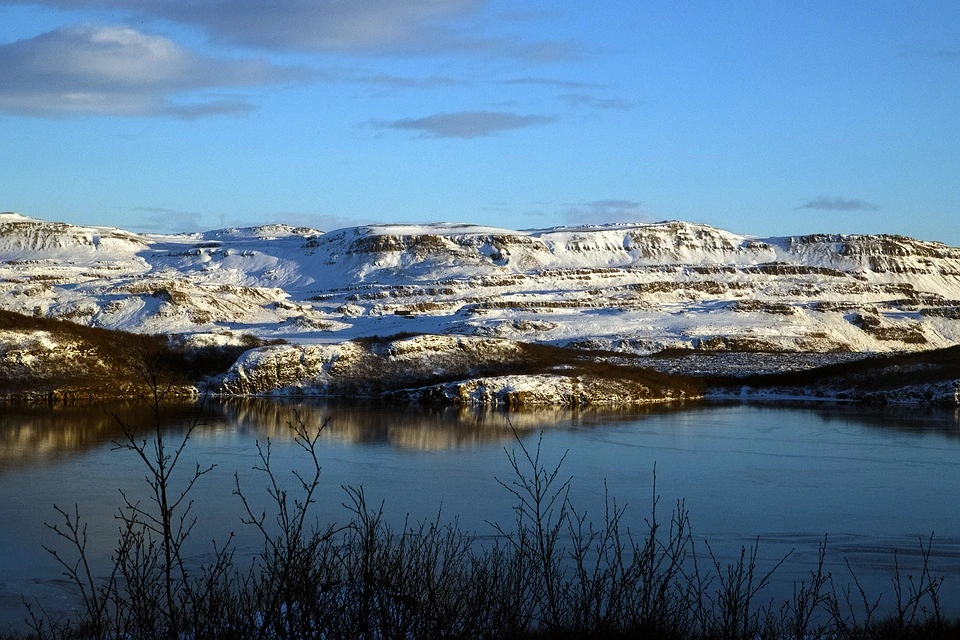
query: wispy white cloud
[
  {"left": 370, "top": 110, "right": 556, "bottom": 138},
  {"left": 797, "top": 196, "right": 880, "bottom": 212},
  {"left": 563, "top": 199, "right": 653, "bottom": 225},
  {"left": 0, "top": 25, "right": 306, "bottom": 117}
]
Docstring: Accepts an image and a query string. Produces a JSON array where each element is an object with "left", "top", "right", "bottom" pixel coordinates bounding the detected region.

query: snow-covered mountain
[{"left": 3, "top": 211, "right": 960, "bottom": 355}]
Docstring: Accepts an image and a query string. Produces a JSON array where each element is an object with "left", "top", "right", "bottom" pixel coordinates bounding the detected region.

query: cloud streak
[
  {"left": 371, "top": 110, "right": 556, "bottom": 138},
  {"left": 0, "top": 25, "right": 306, "bottom": 117},
  {"left": 0, "top": 1, "right": 575, "bottom": 60},
  {"left": 559, "top": 93, "right": 633, "bottom": 111},
  {"left": 797, "top": 196, "right": 880, "bottom": 212},
  {"left": 154, "top": 0, "right": 482, "bottom": 53},
  {"left": 271, "top": 211, "right": 378, "bottom": 232},
  {"left": 357, "top": 74, "right": 471, "bottom": 89},
  {"left": 131, "top": 206, "right": 205, "bottom": 233},
  {"left": 510, "top": 39, "right": 582, "bottom": 63},
  {"left": 563, "top": 199, "right": 653, "bottom": 225},
  {"left": 499, "top": 77, "right": 601, "bottom": 89},
  {"left": 0, "top": 0, "right": 479, "bottom": 50}
]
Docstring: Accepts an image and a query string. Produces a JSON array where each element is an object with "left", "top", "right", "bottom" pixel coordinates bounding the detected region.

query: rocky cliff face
[
  {"left": 4, "top": 212, "right": 960, "bottom": 356},
  {"left": 215, "top": 335, "right": 527, "bottom": 396},
  {"left": 212, "top": 334, "right": 701, "bottom": 406}
]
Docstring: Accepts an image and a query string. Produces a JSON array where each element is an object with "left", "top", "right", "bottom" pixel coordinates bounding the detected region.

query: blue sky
[{"left": 1, "top": 1, "right": 958, "bottom": 243}]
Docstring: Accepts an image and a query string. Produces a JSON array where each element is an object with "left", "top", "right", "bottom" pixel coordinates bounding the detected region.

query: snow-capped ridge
[{"left": 3, "top": 212, "right": 960, "bottom": 357}]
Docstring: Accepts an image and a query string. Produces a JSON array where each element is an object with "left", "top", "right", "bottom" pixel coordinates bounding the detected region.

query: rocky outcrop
[
  {"left": 716, "top": 380, "right": 960, "bottom": 407},
  {"left": 859, "top": 380, "right": 960, "bottom": 406},
  {"left": 385, "top": 373, "right": 696, "bottom": 407}
]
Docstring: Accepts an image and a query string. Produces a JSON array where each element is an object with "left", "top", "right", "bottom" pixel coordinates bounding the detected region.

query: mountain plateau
[{"left": 2, "top": 212, "right": 959, "bottom": 405}]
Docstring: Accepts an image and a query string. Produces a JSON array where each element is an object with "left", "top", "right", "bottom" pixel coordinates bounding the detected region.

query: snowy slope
[{"left": 3, "top": 211, "right": 960, "bottom": 354}]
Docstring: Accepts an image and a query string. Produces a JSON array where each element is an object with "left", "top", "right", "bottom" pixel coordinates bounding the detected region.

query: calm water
[{"left": 1, "top": 399, "right": 959, "bottom": 629}]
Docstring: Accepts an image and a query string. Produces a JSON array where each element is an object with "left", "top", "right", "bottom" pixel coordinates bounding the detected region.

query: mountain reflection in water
[{"left": 0, "top": 399, "right": 698, "bottom": 469}]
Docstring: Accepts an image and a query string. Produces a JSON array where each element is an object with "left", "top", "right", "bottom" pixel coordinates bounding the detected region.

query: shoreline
[{"left": 3, "top": 383, "right": 958, "bottom": 408}]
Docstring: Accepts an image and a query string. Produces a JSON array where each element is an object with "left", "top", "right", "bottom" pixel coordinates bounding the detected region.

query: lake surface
[{"left": 1, "top": 399, "right": 959, "bottom": 630}]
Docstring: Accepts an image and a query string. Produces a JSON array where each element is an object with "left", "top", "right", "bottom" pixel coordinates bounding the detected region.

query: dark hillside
[
  {"left": 0, "top": 309, "right": 277, "bottom": 401},
  {"left": 708, "top": 345, "right": 960, "bottom": 394}
]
